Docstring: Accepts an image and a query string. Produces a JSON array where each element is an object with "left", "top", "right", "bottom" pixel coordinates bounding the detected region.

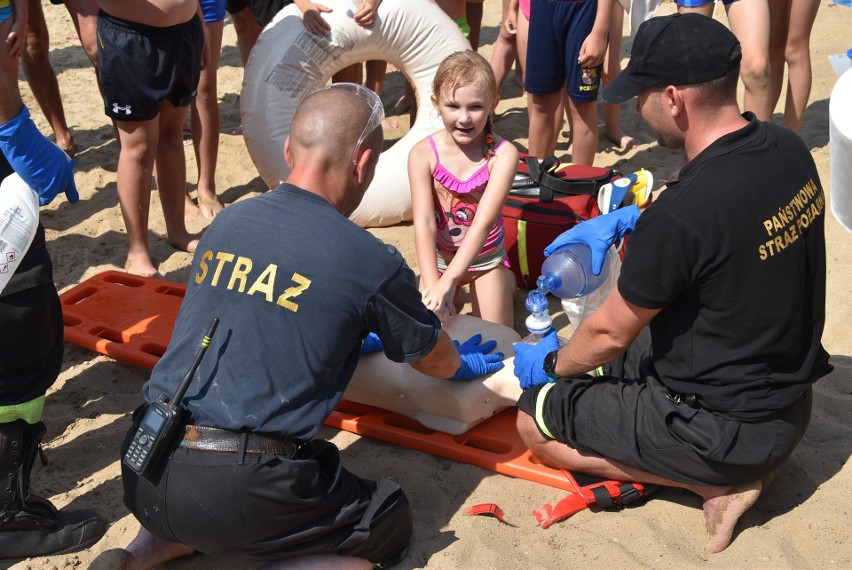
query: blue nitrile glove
[
  {"left": 543, "top": 205, "right": 641, "bottom": 275},
  {"left": 453, "top": 334, "right": 498, "bottom": 356},
  {"left": 450, "top": 334, "right": 505, "bottom": 381},
  {"left": 360, "top": 332, "right": 383, "bottom": 354},
  {"left": 513, "top": 329, "right": 560, "bottom": 389},
  {"left": 0, "top": 105, "right": 78, "bottom": 206}
]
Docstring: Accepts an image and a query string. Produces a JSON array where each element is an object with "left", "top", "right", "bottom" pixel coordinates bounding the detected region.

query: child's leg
[
  {"left": 528, "top": 91, "right": 562, "bottom": 158},
  {"left": 466, "top": 0, "right": 484, "bottom": 51},
  {"left": 231, "top": 4, "right": 262, "bottom": 66},
  {"left": 780, "top": 0, "right": 819, "bottom": 131},
  {"left": 365, "top": 60, "right": 386, "bottom": 95},
  {"left": 725, "top": 0, "right": 772, "bottom": 121},
  {"left": 490, "top": 0, "right": 518, "bottom": 92},
  {"left": 21, "top": 0, "right": 74, "bottom": 153},
  {"left": 191, "top": 19, "right": 225, "bottom": 219},
  {"left": 115, "top": 117, "right": 160, "bottom": 277},
  {"left": 602, "top": 4, "right": 635, "bottom": 150},
  {"left": 767, "top": 0, "right": 789, "bottom": 113},
  {"left": 516, "top": 3, "right": 529, "bottom": 84},
  {"left": 0, "top": 17, "right": 22, "bottom": 121},
  {"left": 470, "top": 266, "right": 515, "bottom": 328},
  {"left": 332, "top": 64, "right": 363, "bottom": 85},
  {"left": 567, "top": 98, "right": 598, "bottom": 166},
  {"left": 156, "top": 100, "right": 199, "bottom": 254}
]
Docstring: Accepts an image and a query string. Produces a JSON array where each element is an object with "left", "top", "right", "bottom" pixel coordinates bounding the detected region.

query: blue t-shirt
[{"left": 144, "top": 184, "right": 440, "bottom": 439}]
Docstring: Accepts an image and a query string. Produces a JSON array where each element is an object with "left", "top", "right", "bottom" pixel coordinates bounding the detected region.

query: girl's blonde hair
[{"left": 432, "top": 50, "right": 499, "bottom": 158}]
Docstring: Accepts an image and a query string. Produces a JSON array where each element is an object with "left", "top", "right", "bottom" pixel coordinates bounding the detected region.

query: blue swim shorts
[
  {"left": 674, "top": 0, "right": 738, "bottom": 7},
  {"left": 200, "top": 0, "right": 227, "bottom": 22}
]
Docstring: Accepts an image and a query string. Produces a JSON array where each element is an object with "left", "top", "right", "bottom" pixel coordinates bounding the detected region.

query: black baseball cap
[{"left": 601, "top": 13, "right": 741, "bottom": 104}]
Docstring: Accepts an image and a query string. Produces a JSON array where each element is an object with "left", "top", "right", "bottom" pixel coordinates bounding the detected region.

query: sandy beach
[{"left": 12, "top": 0, "right": 852, "bottom": 568}]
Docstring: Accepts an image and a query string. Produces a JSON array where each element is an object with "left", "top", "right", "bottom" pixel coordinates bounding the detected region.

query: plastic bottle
[
  {"left": 538, "top": 242, "right": 610, "bottom": 299},
  {"left": 0, "top": 173, "right": 39, "bottom": 295}
]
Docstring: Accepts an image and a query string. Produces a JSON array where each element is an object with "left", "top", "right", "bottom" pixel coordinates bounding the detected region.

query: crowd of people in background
[{"left": 7, "top": 0, "right": 822, "bottom": 280}]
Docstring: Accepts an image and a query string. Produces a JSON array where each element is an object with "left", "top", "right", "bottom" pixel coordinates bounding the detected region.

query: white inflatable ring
[{"left": 241, "top": 0, "right": 470, "bottom": 227}]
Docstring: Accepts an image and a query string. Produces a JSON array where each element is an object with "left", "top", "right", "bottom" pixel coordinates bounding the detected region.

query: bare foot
[
  {"left": 381, "top": 118, "right": 400, "bottom": 131},
  {"left": 198, "top": 197, "right": 225, "bottom": 220},
  {"left": 124, "top": 257, "right": 161, "bottom": 279},
  {"left": 604, "top": 127, "right": 638, "bottom": 150},
  {"left": 184, "top": 194, "right": 201, "bottom": 223},
  {"left": 168, "top": 232, "right": 200, "bottom": 254},
  {"left": 700, "top": 480, "right": 762, "bottom": 553},
  {"left": 107, "top": 527, "right": 196, "bottom": 570}
]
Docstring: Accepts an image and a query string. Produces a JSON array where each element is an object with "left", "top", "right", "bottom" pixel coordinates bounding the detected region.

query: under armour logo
[{"left": 112, "top": 103, "right": 132, "bottom": 115}]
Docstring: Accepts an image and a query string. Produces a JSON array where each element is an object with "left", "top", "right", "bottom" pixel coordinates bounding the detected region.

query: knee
[
  {"left": 516, "top": 408, "right": 545, "bottom": 449},
  {"left": 739, "top": 55, "right": 770, "bottom": 88}
]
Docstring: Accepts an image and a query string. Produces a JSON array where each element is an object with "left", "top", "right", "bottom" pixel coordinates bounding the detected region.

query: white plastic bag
[
  {"left": 0, "top": 173, "right": 39, "bottom": 295},
  {"left": 560, "top": 245, "right": 621, "bottom": 332}
]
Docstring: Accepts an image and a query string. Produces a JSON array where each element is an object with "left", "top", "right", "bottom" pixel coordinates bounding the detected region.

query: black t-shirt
[
  {"left": 144, "top": 184, "right": 440, "bottom": 439},
  {"left": 619, "top": 115, "right": 831, "bottom": 419}
]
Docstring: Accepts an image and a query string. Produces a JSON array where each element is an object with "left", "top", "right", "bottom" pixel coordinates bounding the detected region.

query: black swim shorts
[
  {"left": 122, "top": 438, "right": 412, "bottom": 566},
  {"left": 517, "top": 335, "right": 813, "bottom": 486},
  {"left": 226, "top": 0, "right": 291, "bottom": 26},
  {"left": 97, "top": 11, "right": 203, "bottom": 121}
]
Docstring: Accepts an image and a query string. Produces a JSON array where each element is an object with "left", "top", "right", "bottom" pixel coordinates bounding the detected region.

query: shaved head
[{"left": 289, "top": 87, "right": 379, "bottom": 168}]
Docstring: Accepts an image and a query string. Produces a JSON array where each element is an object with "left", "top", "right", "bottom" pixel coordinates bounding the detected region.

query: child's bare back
[{"left": 96, "top": 0, "right": 197, "bottom": 27}]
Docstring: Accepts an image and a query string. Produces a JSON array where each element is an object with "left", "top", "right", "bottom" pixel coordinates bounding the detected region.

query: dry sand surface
[{"left": 12, "top": 0, "right": 851, "bottom": 568}]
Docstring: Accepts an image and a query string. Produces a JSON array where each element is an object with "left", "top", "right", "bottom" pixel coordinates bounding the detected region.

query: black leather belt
[{"left": 179, "top": 425, "right": 301, "bottom": 457}]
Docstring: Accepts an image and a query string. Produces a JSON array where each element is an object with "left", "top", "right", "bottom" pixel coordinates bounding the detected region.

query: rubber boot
[{"left": 0, "top": 420, "right": 107, "bottom": 562}]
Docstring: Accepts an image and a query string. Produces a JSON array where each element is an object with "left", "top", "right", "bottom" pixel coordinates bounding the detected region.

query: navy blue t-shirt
[
  {"left": 618, "top": 115, "right": 831, "bottom": 419},
  {"left": 144, "top": 184, "right": 440, "bottom": 439}
]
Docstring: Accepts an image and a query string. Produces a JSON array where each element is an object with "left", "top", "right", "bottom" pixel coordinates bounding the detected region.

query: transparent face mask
[{"left": 313, "top": 82, "right": 385, "bottom": 166}]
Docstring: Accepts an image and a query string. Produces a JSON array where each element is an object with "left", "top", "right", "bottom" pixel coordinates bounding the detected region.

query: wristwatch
[{"left": 542, "top": 349, "right": 561, "bottom": 382}]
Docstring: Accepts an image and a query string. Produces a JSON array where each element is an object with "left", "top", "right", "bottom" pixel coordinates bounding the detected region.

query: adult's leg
[
  {"left": 114, "top": 117, "right": 160, "bottom": 277},
  {"left": 516, "top": 410, "right": 762, "bottom": 553},
  {"left": 527, "top": 92, "right": 562, "bottom": 158},
  {"left": 190, "top": 19, "right": 225, "bottom": 219},
  {"left": 470, "top": 265, "right": 515, "bottom": 327},
  {"left": 156, "top": 100, "right": 200, "bottom": 253},
  {"left": 779, "top": 0, "right": 819, "bottom": 131},
  {"left": 725, "top": 0, "right": 772, "bottom": 121},
  {"left": 21, "top": 0, "right": 74, "bottom": 153},
  {"left": 566, "top": 98, "right": 598, "bottom": 165}
]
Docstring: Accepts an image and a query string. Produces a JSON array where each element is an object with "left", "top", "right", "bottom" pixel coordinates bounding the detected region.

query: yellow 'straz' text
[{"left": 194, "top": 251, "right": 311, "bottom": 312}]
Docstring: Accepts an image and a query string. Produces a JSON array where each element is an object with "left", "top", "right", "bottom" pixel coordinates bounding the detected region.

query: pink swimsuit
[{"left": 428, "top": 135, "right": 510, "bottom": 273}]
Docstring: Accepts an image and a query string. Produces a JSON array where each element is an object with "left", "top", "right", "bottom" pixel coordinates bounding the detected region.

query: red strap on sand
[{"left": 466, "top": 503, "right": 518, "bottom": 527}]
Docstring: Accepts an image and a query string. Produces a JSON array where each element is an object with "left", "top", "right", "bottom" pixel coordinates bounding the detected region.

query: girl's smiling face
[{"left": 433, "top": 84, "right": 492, "bottom": 146}]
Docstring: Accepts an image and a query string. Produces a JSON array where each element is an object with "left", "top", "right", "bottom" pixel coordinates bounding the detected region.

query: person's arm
[
  {"left": 5, "top": 0, "right": 27, "bottom": 59},
  {"left": 294, "top": 0, "right": 332, "bottom": 35},
  {"left": 409, "top": 329, "right": 462, "bottom": 377},
  {"left": 408, "top": 140, "right": 442, "bottom": 294},
  {"left": 556, "top": 286, "right": 658, "bottom": 377},
  {"left": 503, "top": 0, "right": 519, "bottom": 35},
  {"left": 577, "top": 0, "right": 613, "bottom": 69}
]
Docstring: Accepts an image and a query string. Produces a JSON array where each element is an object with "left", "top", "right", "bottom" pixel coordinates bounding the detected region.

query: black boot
[{"left": 0, "top": 421, "right": 107, "bottom": 561}]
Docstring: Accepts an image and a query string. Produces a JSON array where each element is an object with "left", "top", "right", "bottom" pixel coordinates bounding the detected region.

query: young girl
[{"left": 409, "top": 50, "right": 518, "bottom": 327}]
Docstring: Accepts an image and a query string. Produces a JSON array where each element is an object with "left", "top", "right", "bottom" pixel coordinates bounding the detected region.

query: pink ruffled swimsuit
[{"left": 428, "top": 135, "right": 510, "bottom": 273}]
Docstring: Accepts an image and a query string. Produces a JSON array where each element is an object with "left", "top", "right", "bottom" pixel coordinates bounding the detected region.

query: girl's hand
[
  {"left": 577, "top": 30, "right": 607, "bottom": 69},
  {"left": 421, "top": 279, "right": 457, "bottom": 320},
  {"left": 298, "top": 0, "right": 332, "bottom": 35},
  {"left": 352, "top": 0, "right": 381, "bottom": 27}
]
